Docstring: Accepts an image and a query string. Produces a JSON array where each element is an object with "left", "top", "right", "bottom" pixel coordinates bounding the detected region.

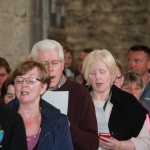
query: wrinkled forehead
[{"left": 128, "top": 50, "right": 149, "bottom": 59}]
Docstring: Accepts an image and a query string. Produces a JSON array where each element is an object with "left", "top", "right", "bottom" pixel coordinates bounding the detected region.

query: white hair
[
  {"left": 31, "top": 39, "right": 64, "bottom": 60},
  {"left": 82, "top": 49, "right": 117, "bottom": 86}
]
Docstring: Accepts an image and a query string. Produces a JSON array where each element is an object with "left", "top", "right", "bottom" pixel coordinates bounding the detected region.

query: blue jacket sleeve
[{"left": 58, "top": 115, "right": 73, "bottom": 150}]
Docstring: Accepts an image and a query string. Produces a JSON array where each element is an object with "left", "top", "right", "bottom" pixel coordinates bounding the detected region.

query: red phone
[{"left": 99, "top": 133, "right": 111, "bottom": 141}]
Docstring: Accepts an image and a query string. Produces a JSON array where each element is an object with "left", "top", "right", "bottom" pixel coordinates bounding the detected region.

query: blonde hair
[{"left": 82, "top": 49, "right": 116, "bottom": 86}]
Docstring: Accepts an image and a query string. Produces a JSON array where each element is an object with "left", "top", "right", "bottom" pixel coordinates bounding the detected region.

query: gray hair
[
  {"left": 123, "top": 71, "right": 143, "bottom": 88},
  {"left": 31, "top": 39, "right": 64, "bottom": 60}
]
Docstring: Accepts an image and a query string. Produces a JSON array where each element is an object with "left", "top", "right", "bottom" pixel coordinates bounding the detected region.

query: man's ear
[{"left": 62, "top": 60, "right": 64, "bottom": 70}]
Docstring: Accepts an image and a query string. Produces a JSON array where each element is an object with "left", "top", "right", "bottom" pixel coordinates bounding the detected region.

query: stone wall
[
  {"left": 0, "top": 0, "right": 28, "bottom": 69},
  {"left": 0, "top": 0, "right": 43, "bottom": 69},
  {"left": 65, "top": 0, "right": 150, "bottom": 69},
  {"left": 0, "top": 0, "right": 150, "bottom": 70}
]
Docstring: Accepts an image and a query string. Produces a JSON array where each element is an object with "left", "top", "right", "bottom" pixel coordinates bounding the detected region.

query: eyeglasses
[
  {"left": 114, "top": 75, "right": 123, "bottom": 83},
  {"left": 14, "top": 77, "right": 41, "bottom": 84},
  {"left": 41, "top": 60, "right": 62, "bottom": 66}
]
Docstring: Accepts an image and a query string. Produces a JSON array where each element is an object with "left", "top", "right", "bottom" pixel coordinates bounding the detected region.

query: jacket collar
[
  {"left": 110, "top": 85, "right": 123, "bottom": 104},
  {"left": 6, "top": 98, "right": 61, "bottom": 139},
  {"left": 141, "top": 80, "right": 150, "bottom": 98}
]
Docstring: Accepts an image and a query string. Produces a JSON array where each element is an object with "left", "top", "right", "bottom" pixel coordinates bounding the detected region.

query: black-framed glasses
[
  {"left": 14, "top": 77, "right": 41, "bottom": 84},
  {"left": 41, "top": 60, "right": 62, "bottom": 66},
  {"left": 114, "top": 75, "right": 123, "bottom": 83}
]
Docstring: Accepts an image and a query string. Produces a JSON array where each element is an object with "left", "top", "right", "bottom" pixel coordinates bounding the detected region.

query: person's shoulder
[
  {"left": 144, "top": 79, "right": 150, "bottom": 88},
  {"left": 114, "top": 86, "right": 145, "bottom": 108},
  {"left": 144, "top": 80, "right": 150, "bottom": 92},
  {"left": 121, "top": 89, "right": 135, "bottom": 99},
  {"left": 112, "top": 85, "right": 147, "bottom": 114},
  {"left": 0, "top": 104, "right": 21, "bottom": 121},
  {"left": 112, "top": 85, "right": 137, "bottom": 103},
  {"left": 40, "top": 99, "right": 61, "bottom": 114},
  {"left": 0, "top": 104, "right": 15, "bottom": 115},
  {"left": 6, "top": 98, "right": 19, "bottom": 110},
  {"left": 59, "top": 114, "right": 69, "bottom": 126},
  {"left": 64, "top": 79, "right": 91, "bottom": 96},
  {"left": 40, "top": 100, "right": 63, "bottom": 125},
  {"left": 60, "top": 114, "right": 68, "bottom": 121},
  {"left": 65, "top": 79, "right": 88, "bottom": 90},
  {"left": 61, "top": 113, "right": 68, "bottom": 119},
  {"left": 113, "top": 85, "right": 133, "bottom": 97},
  {"left": 140, "top": 99, "right": 150, "bottom": 110},
  {"left": 121, "top": 88, "right": 138, "bottom": 103}
]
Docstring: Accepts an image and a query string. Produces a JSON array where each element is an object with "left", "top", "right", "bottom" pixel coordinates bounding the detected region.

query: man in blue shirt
[{"left": 128, "top": 44, "right": 150, "bottom": 106}]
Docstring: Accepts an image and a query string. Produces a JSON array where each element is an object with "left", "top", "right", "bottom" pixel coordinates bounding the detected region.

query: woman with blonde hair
[{"left": 82, "top": 49, "right": 150, "bottom": 150}]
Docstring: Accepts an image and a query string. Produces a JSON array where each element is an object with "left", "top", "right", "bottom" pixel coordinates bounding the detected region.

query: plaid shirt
[{"left": 51, "top": 75, "right": 67, "bottom": 91}]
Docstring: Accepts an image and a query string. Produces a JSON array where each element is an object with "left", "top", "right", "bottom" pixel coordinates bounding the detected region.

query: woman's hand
[{"left": 99, "top": 136, "right": 121, "bottom": 150}]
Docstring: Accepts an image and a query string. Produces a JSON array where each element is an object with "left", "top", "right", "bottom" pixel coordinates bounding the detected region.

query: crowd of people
[{"left": 0, "top": 39, "right": 150, "bottom": 150}]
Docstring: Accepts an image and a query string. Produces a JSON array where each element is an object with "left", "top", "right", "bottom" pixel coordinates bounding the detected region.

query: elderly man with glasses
[{"left": 30, "top": 39, "right": 99, "bottom": 150}]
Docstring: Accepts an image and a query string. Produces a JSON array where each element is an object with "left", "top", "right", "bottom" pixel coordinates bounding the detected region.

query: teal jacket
[{"left": 141, "top": 80, "right": 150, "bottom": 106}]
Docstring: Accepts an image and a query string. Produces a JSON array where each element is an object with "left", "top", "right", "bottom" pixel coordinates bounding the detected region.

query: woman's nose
[{"left": 21, "top": 79, "right": 28, "bottom": 87}]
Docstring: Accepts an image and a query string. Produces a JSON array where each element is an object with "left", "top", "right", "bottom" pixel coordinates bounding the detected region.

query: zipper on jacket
[{"left": 37, "top": 116, "right": 62, "bottom": 149}]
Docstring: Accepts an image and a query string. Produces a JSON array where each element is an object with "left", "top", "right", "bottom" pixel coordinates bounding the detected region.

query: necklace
[{"left": 26, "top": 127, "right": 41, "bottom": 141}]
